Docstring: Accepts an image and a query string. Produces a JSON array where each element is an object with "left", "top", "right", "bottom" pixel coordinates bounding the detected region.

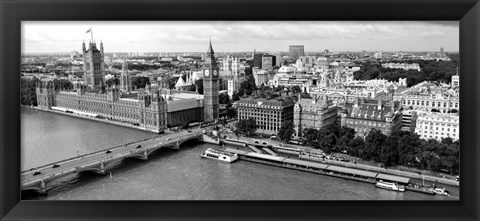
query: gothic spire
[{"left": 207, "top": 38, "right": 214, "bottom": 55}]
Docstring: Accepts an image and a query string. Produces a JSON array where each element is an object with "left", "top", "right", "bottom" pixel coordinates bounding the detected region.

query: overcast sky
[{"left": 22, "top": 21, "right": 458, "bottom": 54}]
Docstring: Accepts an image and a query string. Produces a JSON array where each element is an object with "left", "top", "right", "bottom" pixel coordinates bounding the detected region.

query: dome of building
[
  {"left": 278, "top": 66, "right": 295, "bottom": 73},
  {"left": 330, "top": 61, "right": 339, "bottom": 66}
]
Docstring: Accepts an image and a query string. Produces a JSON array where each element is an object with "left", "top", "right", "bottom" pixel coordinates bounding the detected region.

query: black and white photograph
[{"left": 20, "top": 21, "right": 460, "bottom": 200}]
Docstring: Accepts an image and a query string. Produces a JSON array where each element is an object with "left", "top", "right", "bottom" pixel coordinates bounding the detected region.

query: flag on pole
[{"left": 86, "top": 28, "right": 92, "bottom": 33}]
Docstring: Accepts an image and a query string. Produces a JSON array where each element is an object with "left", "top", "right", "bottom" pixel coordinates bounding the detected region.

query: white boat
[
  {"left": 433, "top": 188, "right": 450, "bottom": 196},
  {"left": 201, "top": 148, "right": 238, "bottom": 163},
  {"left": 298, "top": 150, "right": 326, "bottom": 162},
  {"left": 375, "top": 180, "right": 406, "bottom": 192}
]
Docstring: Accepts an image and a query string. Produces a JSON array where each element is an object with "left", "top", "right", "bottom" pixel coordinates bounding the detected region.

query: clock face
[
  {"left": 204, "top": 70, "right": 210, "bottom": 77},
  {"left": 213, "top": 70, "right": 218, "bottom": 76}
]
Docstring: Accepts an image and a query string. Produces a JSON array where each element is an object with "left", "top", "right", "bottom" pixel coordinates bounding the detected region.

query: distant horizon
[
  {"left": 22, "top": 21, "right": 458, "bottom": 54},
  {"left": 22, "top": 50, "right": 460, "bottom": 56}
]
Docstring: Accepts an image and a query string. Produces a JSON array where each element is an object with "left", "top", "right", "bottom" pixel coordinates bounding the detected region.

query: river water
[{"left": 21, "top": 107, "right": 456, "bottom": 200}]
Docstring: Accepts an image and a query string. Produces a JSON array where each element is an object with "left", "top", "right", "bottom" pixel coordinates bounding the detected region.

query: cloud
[{"left": 22, "top": 21, "right": 458, "bottom": 53}]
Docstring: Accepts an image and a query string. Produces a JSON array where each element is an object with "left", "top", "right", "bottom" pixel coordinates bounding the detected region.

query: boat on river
[
  {"left": 432, "top": 187, "right": 450, "bottom": 196},
  {"left": 201, "top": 148, "right": 238, "bottom": 163},
  {"left": 375, "top": 180, "right": 406, "bottom": 192}
]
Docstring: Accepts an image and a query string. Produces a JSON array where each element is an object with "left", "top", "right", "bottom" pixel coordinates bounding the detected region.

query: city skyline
[{"left": 22, "top": 21, "right": 458, "bottom": 54}]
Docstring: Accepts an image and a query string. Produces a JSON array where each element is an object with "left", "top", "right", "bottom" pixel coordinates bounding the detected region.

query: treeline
[
  {"left": 21, "top": 78, "right": 40, "bottom": 106},
  {"left": 232, "top": 67, "right": 257, "bottom": 100},
  {"left": 111, "top": 63, "right": 174, "bottom": 71},
  {"left": 234, "top": 117, "right": 257, "bottom": 137},
  {"left": 302, "top": 122, "right": 459, "bottom": 175},
  {"left": 353, "top": 59, "right": 458, "bottom": 87},
  {"left": 20, "top": 78, "right": 73, "bottom": 106}
]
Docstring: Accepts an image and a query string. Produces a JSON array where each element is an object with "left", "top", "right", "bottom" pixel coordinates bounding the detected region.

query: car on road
[
  {"left": 52, "top": 164, "right": 60, "bottom": 168},
  {"left": 166, "top": 138, "right": 171, "bottom": 141},
  {"left": 33, "top": 171, "right": 41, "bottom": 176},
  {"left": 254, "top": 140, "right": 259, "bottom": 144},
  {"left": 106, "top": 150, "right": 112, "bottom": 154},
  {"left": 136, "top": 145, "right": 142, "bottom": 149},
  {"left": 262, "top": 142, "right": 267, "bottom": 145},
  {"left": 188, "top": 130, "right": 192, "bottom": 133}
]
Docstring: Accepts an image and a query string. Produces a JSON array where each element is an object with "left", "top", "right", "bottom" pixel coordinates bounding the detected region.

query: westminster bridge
[{"left": 21, "top": 128, "right": 219, "bottom": 194}]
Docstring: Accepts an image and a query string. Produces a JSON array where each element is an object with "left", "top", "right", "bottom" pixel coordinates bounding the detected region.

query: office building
[{"left": 289, "top": 45, "right": 305, "bottom": 60}]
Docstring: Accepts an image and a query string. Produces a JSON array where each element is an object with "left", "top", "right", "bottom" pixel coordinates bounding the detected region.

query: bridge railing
[
  {"left": 22, "top": 132, "right": 203, "bottom": 175},
  {"left": 21, "top": 131, "right": 206, "bottom": 186},
  {"left": 22, "top": 135, "right": 162, "bottom": 173}
]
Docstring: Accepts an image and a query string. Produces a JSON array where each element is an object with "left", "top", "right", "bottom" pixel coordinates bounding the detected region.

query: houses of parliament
[{"left": 36, "top": 40, "right": 220, "bottom": 133}]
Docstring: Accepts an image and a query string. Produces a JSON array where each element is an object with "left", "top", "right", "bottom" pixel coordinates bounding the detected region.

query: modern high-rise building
[
  {"left": 253, "top": 53, "right": 263, "bottom": 69},
  {"left": 82, "top": 41, "right": 105, "bottom": 91},
  {"left": 202, "top": 40, "right": 220, "bottom": 123},
  {"left": 289, "top": 45, "right": 305, "bottom": 60},
  {"left": 261, "top": 54, "right": 276, "bottom": 70}
]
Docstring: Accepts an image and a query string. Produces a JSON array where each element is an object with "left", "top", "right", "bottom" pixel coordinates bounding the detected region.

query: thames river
[{"left": 21, "top": 107, "right": 456, "bottom": 200}]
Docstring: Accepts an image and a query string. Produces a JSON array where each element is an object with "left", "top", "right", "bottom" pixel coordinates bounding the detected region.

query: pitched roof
[
  {"left": 295, "top": 98, "right": 330, "bottom": 111},
  {"left": 234, "top": 96, "right": 295, "bottom": 109},
  {"left": 344, "top": 99, "right": 399, "bottom": 121}
]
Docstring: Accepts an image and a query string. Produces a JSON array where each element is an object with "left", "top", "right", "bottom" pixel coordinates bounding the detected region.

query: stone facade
[
  {"left": 293, "top": 97, "right": 338, "bottom": 137},
  {"left": 341, "top": 98, "right": 402, "bottom": 137},
  {"left": 37, "top": 82, "right": 168, "bottom": 133},
  {"left": 202, "top": 40, "right": 220, "bottom": 123},
  {"left": 233, "top": 97, "right": 295, "bottom": 135}
]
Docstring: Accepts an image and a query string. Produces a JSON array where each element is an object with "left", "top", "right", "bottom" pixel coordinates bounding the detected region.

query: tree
[
  {"left": 304, "top": 128, "right": 319, "bottom": 147},
  {"left": 338, "top": 126, "right": 355, "bottom": 148},
  {"left": 180, "top": 121, "right": 190, "bottom": 129},
  {"left": 167, "top": 77, "right": 177, "bottom": 89},
  {"left": 441, "top": 137, "right": 453, "bottom": 145},
  {"left": 232, "top": 92, "right": 240, "bottom": 101},
  {"left": 397, "top": 132, "right": 422, "bottom": 166},
  {"left": 291, "top": 85, "right": 302, "bottom": 94},
  {"left": 348, "top": 137, "right": 365, "bottom": 157},
  {"left": 131, "top": 76, "right": 150, "bottom": 89},
  {"left": 226, "top": 108, "right": 237, "bottom": 119},
  {"left": 219, "top": 93, "right": 230, "bottom": 105},
  {"left": 317, "top": 128, "right": 337, "bottom": 154},
  {"left": 105, "top": 78, "right": 120, "bottom": 87},
  {"left": 195, "top": 79, "right": 203, "bottom": 94},
  {"left": 245, "top": 117, "right": 257, "bottom": 137},
  {"left": 363, "top": 129, "right": 387, "bottom": 161},
  {"left": 52, "top": 79, "right": 73, "bottom": 91},
  {"left": 235, "top": 117, "right": 257, "bottom": 137},
  {"left": 20, "top": 77, "right": 40, "bottom": 106},
  {"left": 278, "top": 121, "right": 294, "bottom": 142}
]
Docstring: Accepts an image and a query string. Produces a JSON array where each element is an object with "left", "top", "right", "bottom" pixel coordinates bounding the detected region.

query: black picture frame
[{"left": 1, "top": 0, "right": 479, "bottom": 220}]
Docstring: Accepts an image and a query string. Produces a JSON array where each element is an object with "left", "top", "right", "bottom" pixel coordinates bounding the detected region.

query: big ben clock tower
[{"left": 202, "top": 40, "right": 219, "bottom": 123}]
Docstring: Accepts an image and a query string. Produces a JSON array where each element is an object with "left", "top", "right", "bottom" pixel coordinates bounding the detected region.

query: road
[
  {"left": 21, "top": 128, "right": 204, "bottom": 185},
  {"left": 219, "top": 129, "right": 459, "bottom": 187}
]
